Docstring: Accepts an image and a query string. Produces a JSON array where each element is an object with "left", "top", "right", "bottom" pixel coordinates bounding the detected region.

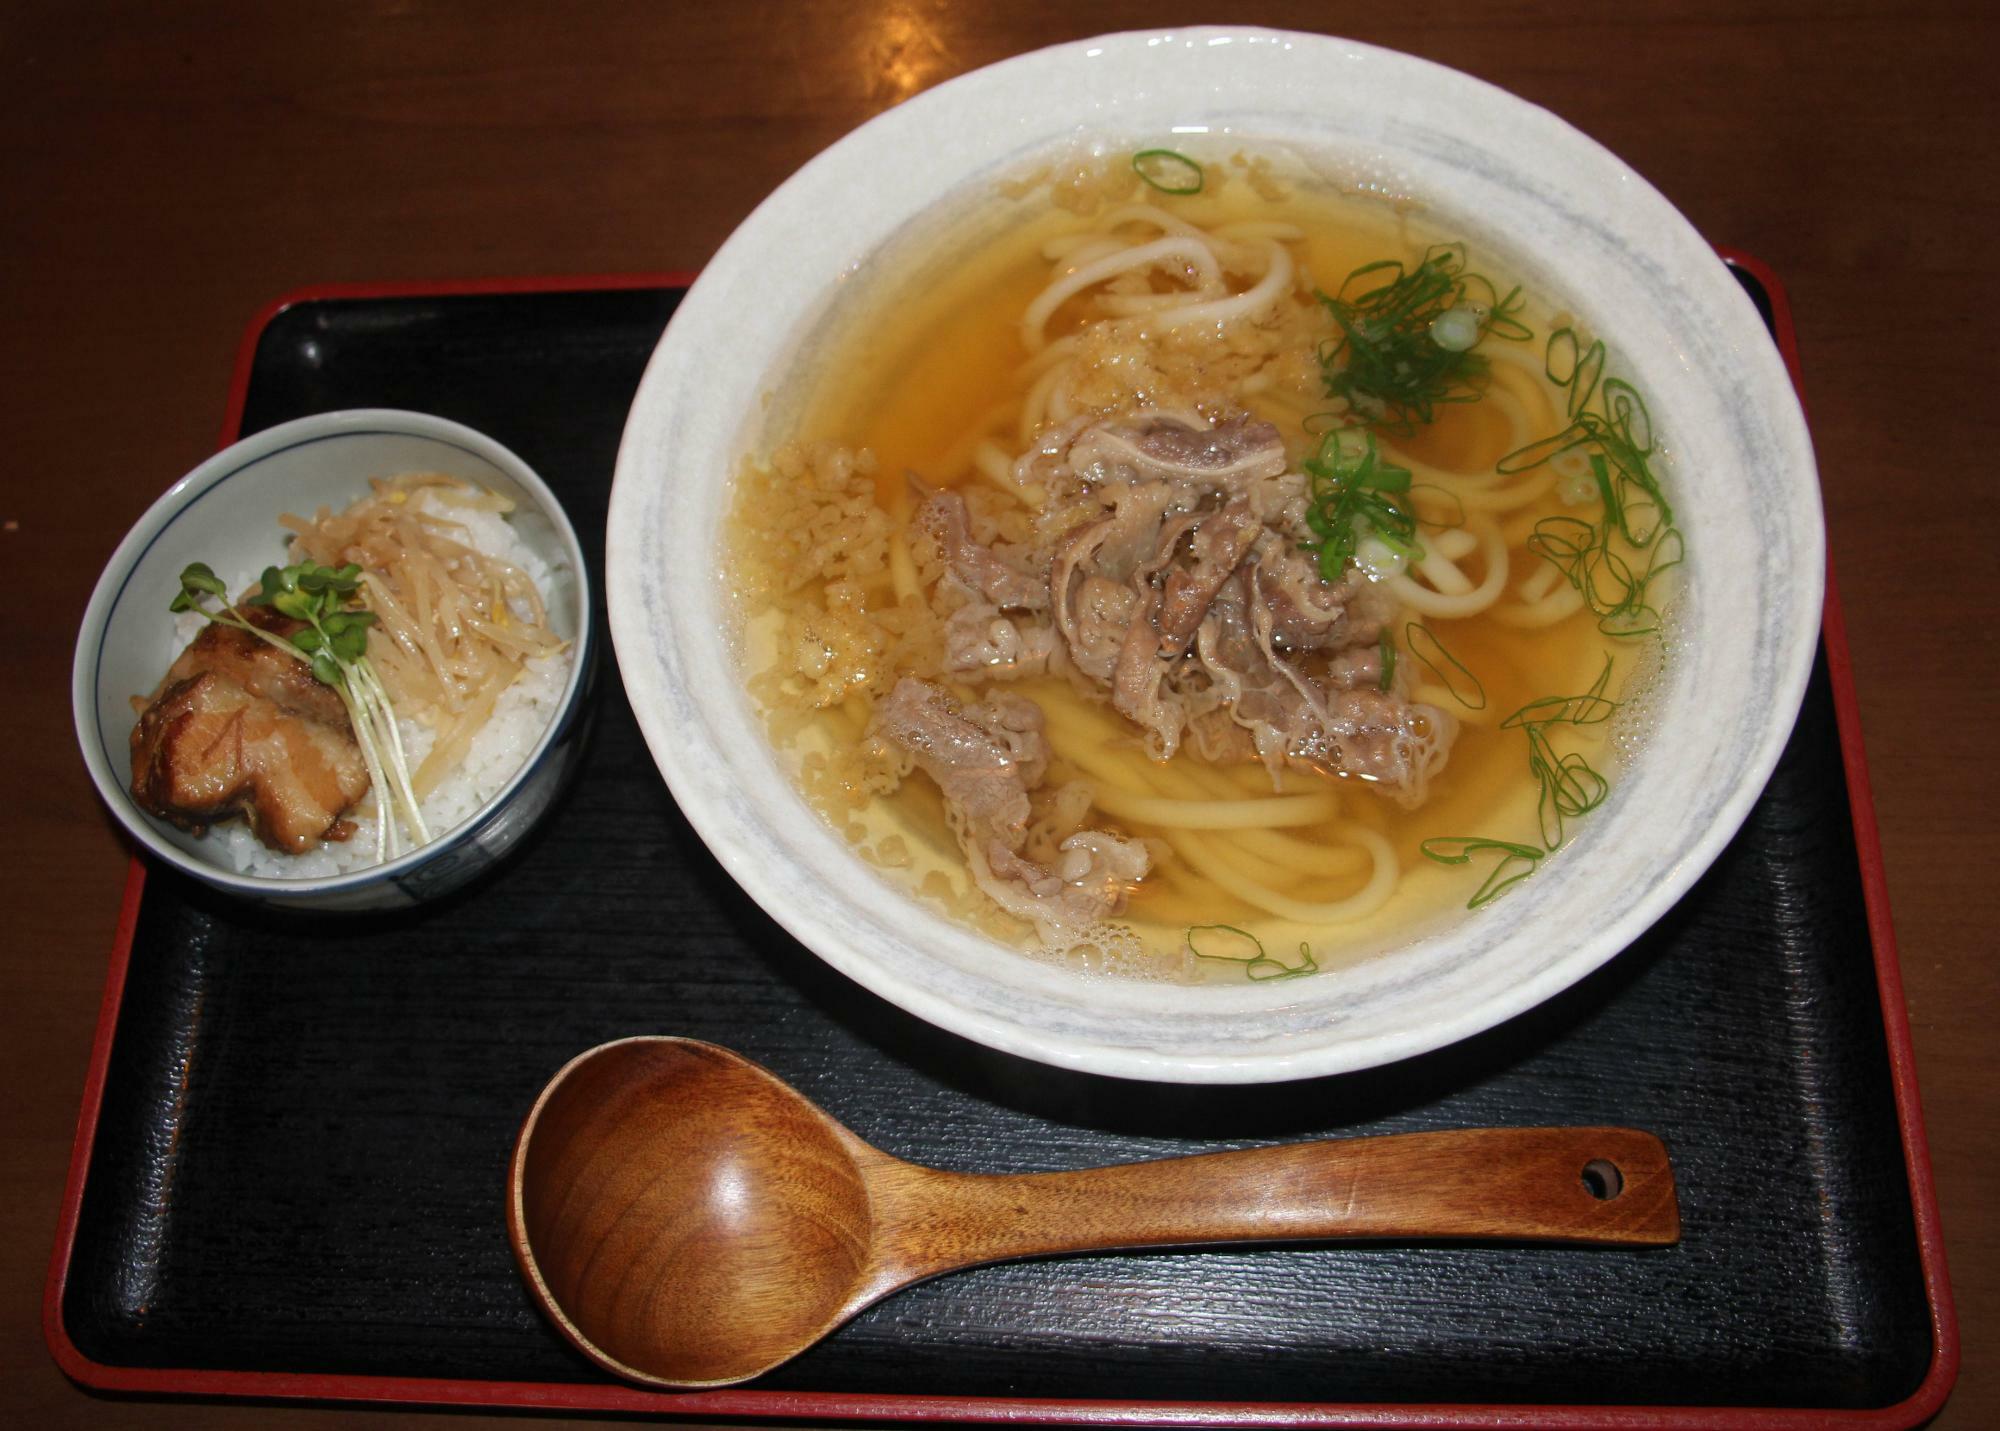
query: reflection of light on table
[{"left": 863, "top": 2, "right": 951, "bottom": 106}]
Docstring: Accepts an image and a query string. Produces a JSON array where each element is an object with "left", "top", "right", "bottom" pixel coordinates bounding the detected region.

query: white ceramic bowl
[
  {"left": 75, "top": 409, "right": 594, "bottom": 911},
  {"left": 606, "top": 29, "right": 1823, "bottom": 1081}
]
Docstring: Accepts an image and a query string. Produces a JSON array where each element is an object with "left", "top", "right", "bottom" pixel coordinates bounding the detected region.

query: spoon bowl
[
  {"left": 509, "top": 1038, "right": 875, "bottom": 1385},
  {"left": 509, "top": 1037, "right": 1680, "bottom": 1388}
]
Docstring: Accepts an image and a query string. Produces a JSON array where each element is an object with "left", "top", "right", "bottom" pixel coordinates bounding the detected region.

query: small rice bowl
[
  {"left": 169, "top": 488, "right": 574, "bottom": 879},
  {"left": 78, "top": 409, "right": 592, "bottom": 913}
]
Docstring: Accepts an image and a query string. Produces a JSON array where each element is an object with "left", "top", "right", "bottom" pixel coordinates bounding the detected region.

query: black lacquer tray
[{"left": 47, "top": 266, "right": 1954, "bottom": 1426}]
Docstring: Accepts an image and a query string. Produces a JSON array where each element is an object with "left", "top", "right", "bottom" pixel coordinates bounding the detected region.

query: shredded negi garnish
[
  {"left": 1317, "top": 242, "right": 1530, "bottom": 434},
  {"left": 1420, "top": 656, "right": 1623, "bottom": 908},
  {"left": 1418, "top": 837, "right": 1544, "bottom": 908},
  {"left": 1383, "top": 315, "right": 1675, "bottom": 906},
  {"left": 1300, "top": 428, "right": 1420, "bottom": 580},
  {"left": 1502, "top": 328, "right": 1682, "bottom": 636},
  {"left": 1404, "top": 621, "right": 1486, "bottom": 711},
  {"left": 1299, "top": 267, "right": 1665, "bottom": 913},
  {"left": 173, "top": 560, "right": 430, "bottom": 859},
  {"left": 1186, "top": 924, "right": 1320, "bottom": 981},
  {"left": 1503, "top": 654, "right": 1618, "bottom": 851},
  {"left": 1131, "top": 148, "right": 1204, "bottom": 195}
]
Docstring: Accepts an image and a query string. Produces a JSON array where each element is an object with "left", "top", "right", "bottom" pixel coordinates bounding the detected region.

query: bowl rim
[
  {"left": 606, "top": 25, "right": 1826, "bottom": 1081},
  {"left": 73, "top": 407, "right": 595, "bottom": 897}
]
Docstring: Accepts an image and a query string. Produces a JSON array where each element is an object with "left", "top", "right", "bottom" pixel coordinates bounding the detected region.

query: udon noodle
[{"left": 728, "top": 148, "right": 1678, "bottom": 982}]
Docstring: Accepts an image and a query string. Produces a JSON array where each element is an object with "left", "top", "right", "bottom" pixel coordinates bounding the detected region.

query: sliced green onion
[
  {"left": 1298, "top": 428, "right": 1420, "bottom": 579},
  {"left": 1419, "top": 837, "right": 1542, "bottom": 908},
  {"left": 1405, "top": 622, "right": 1486, "bottom": 710},
  {"left": 1498, "top": 327, "right": 1680, "bottom": 638},
  {"left": 1187, "top": 924, "right": 1319, "bottom": 981},
  {"left": 1132, "top": 148, "right": 1203, "bottom": 195},
  {"left": 1315, "top": 242, "right": 1529, "bottom": 435}
]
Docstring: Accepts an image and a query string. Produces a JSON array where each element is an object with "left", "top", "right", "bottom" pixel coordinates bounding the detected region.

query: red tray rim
[{"left": 44, "top": 260, "right": 1960, "bottom": 1429}]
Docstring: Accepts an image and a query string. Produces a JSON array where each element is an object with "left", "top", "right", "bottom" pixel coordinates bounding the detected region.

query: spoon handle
[{"left": 863, "top": 1126, "right": 1676, "bottom": 1290}]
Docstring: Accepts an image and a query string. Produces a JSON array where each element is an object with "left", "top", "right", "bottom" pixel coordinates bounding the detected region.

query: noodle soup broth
[{"left": 727, "top": 154, "right": 1668, "bottom": 984}]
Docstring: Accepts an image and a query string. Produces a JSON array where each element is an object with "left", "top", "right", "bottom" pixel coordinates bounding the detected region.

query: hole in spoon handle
[{"left": 1581, "top": 1158, "right": 1624, "bottom": 1201}]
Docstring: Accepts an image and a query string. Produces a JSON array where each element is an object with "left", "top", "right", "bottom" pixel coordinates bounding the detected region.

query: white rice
[{"left": 172, "top": 490, "right": 573, "bottom": 879}]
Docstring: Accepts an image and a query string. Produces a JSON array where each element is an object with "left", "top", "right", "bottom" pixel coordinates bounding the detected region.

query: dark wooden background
[{"left": 4, "top": 2, "right": 1992, "bottom": 1427}]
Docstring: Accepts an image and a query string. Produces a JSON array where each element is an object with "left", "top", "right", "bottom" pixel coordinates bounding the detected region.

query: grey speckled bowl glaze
[
  {"left": 606, "top": 29, "right": 1824, "bottom": 1082},
  {"left": 75, "top": 410, "right": 593, "bottom": 912}
]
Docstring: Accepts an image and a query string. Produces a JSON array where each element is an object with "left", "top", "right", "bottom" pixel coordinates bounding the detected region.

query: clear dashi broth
[{"left": 726, "top": 148, "right": 1678, "bottom": 984}]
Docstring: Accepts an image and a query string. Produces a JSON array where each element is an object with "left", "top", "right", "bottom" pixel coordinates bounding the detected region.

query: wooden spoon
[{"left": 507, "top": 1036, "right": 1679, "bottom": 1389}]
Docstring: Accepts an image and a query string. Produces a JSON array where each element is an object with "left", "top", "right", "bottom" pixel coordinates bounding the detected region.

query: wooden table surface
[{"left": 5, "top": 3, "right": 1992, "bottom": 1427}]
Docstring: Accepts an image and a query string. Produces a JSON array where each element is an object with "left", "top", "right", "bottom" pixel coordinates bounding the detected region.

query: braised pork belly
[{"left": 130, "top": 607, "right": 370, "bottom": 853}]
